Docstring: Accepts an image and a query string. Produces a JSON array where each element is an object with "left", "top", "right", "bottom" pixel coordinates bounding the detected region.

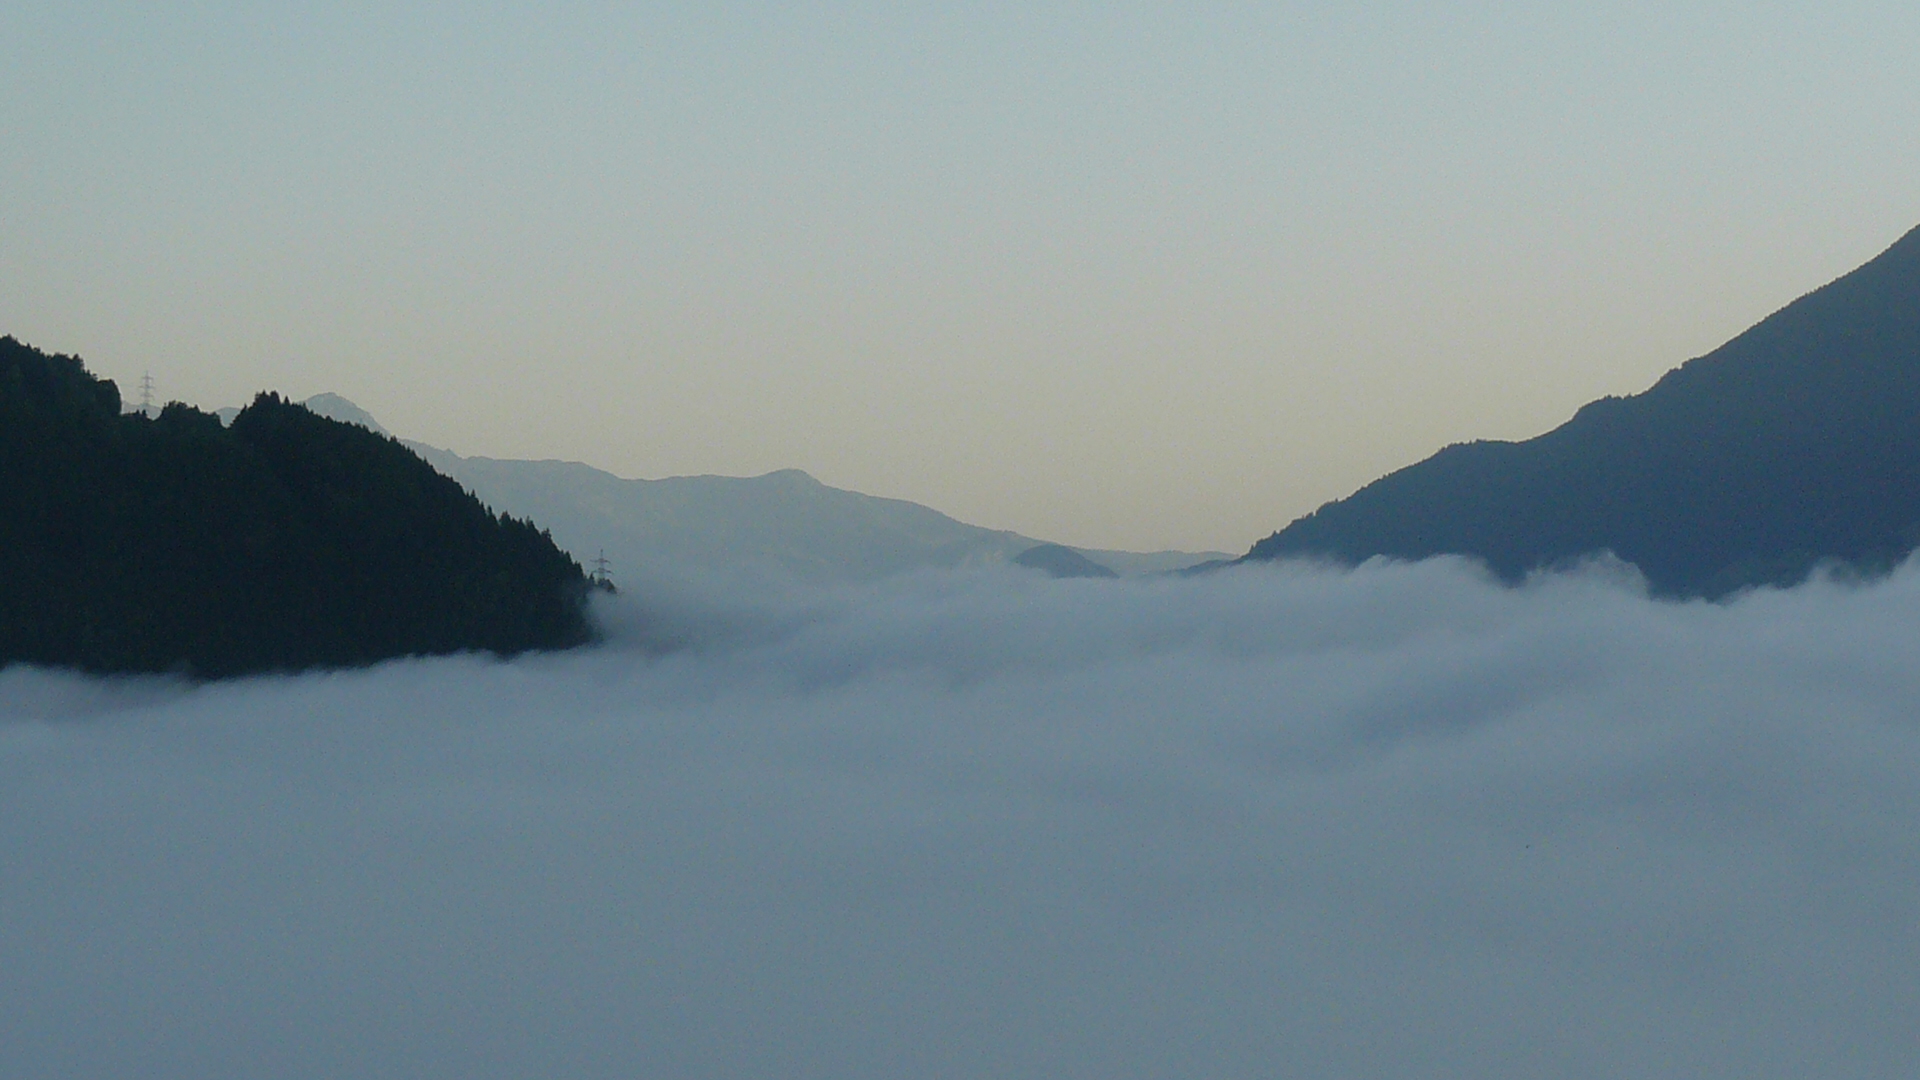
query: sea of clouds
[{"left": 5, "top": 557, "right": 1920, "bottom": 1079}]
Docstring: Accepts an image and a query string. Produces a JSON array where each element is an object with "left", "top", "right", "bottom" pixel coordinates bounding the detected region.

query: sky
[
  {"left": 5, "top": 2, "right": 1920, "bottom": 552},
  {"left": 6, "top": 558, "right": 1920, "bottom": 1078}
]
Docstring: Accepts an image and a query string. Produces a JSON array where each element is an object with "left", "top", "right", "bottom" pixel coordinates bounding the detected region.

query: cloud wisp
[{"left": 4, "top": 558, "right": 1919, "bottom": 1078}]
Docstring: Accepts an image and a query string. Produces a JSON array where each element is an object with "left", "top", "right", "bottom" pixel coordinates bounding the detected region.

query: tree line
[{"left": 1, "top": 336, "right": 595, "bottom": 677}]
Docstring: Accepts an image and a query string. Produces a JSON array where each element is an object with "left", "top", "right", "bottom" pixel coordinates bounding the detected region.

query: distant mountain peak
[
  {"left": 755, "top": 468, "right": 823, "bottom": 486},
  {"left": 300, "top": 393, "right": 388, "bottom": 437},
  {"left": 1014, "top": 544, "right": 1118, "bottom": 579}
]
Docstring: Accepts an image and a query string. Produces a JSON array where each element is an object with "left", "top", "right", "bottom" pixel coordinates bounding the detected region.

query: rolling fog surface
[{"left": 5, "top": 558, "right": 1920, "bottom": 1078}]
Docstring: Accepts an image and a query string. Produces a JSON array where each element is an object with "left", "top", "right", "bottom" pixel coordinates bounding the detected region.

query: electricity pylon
[{"left": 590, "top": 550, "right": 615, "bottom": 592}]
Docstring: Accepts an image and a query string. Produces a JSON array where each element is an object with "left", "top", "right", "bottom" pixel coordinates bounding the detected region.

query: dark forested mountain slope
[
  {"left": 1246, "top": 224, "right": 1920, "bottom": 596},
  {"left": 1, "top": 337, "right": 593, "bottom": 676}
]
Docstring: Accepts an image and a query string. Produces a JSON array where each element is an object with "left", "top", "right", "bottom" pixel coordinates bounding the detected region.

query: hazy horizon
[{"left": 7, "top": 3, "right": 1920, "bottom": 551}]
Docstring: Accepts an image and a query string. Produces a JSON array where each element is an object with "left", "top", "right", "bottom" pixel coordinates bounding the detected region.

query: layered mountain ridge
[{"left": 280, "top": 396, "right": 1224, "bottom": 586}]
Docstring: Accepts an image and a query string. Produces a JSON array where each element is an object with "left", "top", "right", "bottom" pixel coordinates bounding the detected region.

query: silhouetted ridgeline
[
  {"left": 1247, "top": 224, "right": 1920, "bottom": 596},
  {"left": 1013, "top": 543, "right": 1119, "bottom": 579},
  {"left": 1, "top": 337, "right": 594, "bottom": 677}
]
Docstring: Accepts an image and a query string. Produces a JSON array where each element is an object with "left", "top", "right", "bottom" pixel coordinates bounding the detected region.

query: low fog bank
[{"left": 5, "top": 558, "right": 1920, "bottom": 1078}]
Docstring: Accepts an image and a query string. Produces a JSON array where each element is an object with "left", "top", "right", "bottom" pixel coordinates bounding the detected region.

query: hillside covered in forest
[
  {"left": 1247, "top": 224, "right": 1920, "bottom": 596},
  {"left": 0, "top": 337, "right": 594, "bottom": 677}
]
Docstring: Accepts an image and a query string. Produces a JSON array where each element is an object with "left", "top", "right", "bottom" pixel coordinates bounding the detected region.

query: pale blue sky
[{"left": 5, "top": 2, "right": 1918, "bottom": 550}]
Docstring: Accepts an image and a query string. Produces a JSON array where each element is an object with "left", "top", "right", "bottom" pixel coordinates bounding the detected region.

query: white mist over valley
[
  {"left": 6, "top": 558, "right": 1919, "bottom": 1078},
  {"left": 10, "top": 5, "right": 1920, "bottom": 1075}
]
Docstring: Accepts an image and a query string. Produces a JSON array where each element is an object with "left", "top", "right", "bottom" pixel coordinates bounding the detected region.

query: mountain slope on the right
[{"left": 1246, "top": 224, "right": 1920, "bottom": 597}]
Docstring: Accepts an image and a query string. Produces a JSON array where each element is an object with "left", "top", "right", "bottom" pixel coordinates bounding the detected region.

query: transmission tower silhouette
[
  {"left": 138, "top": 372, "right": 156, "bottom": 417},
  {"left": 589, "top": 549, "right": 615, "bottom": 592}
]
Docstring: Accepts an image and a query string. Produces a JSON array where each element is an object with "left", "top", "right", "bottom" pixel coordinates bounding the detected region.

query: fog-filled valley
[
  {"left": 11, "top": 5, "right": 1920, "bottom": 1075},
  {"left": 6, "top": 557, "right": 1919, "bottom": 1079}
]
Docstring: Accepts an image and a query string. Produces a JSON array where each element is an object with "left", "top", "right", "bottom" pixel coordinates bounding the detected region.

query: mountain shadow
[
  {"left": 1244, "top": 224, "right": 1920, "bottom": 597},
  {"left": 0, "top": 337, "right": 594, "bottom": 677}
]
